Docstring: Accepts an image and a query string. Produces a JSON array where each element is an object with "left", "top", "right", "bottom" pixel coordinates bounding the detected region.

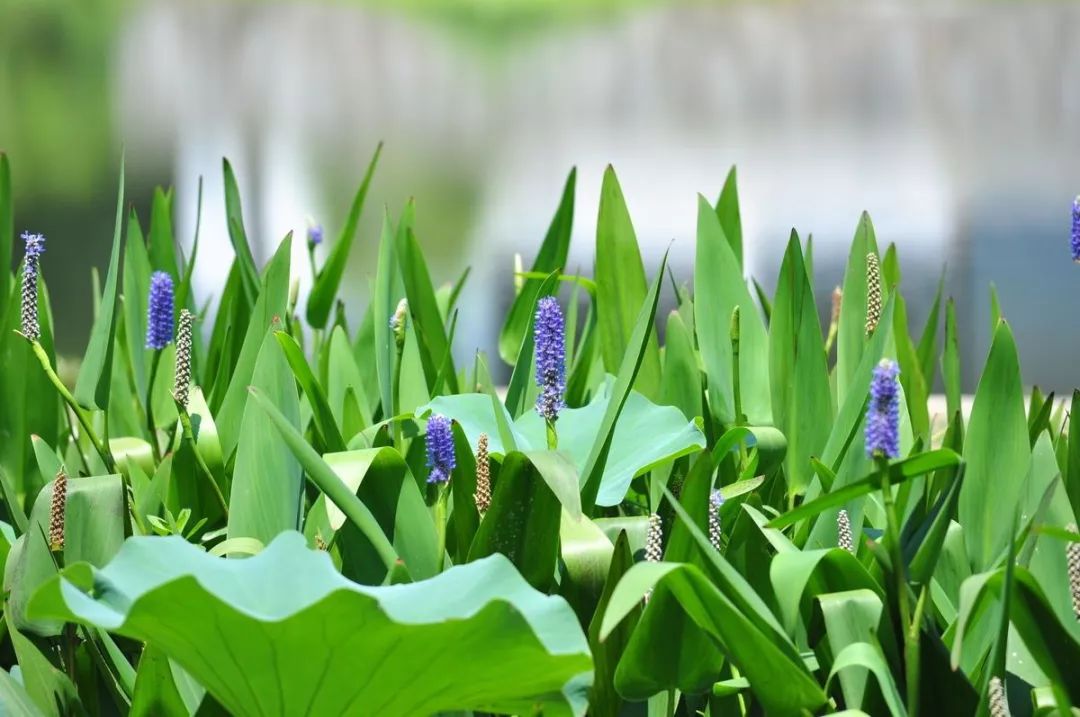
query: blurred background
[{"left": 2, "top": 0, "right": 1079, "bottom": 391}]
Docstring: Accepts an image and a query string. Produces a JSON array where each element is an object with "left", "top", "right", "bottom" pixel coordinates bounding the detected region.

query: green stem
[
  {"left": 391, "top": 344, "right": 404, "bottom": 449},
  {"left": 730, "top": 308, "right": 748, "bottom": 469},
  {"left": 27, "top": 338, "right": 114, "bottom": 472},
  {"left": 145, "top": 350, "right": 163, "bottom": 462},
  {"left": 433, "top": 485, "right": 449, "bottom": 572},
  {"left": 545, "top": 418, "right": 558, "bottom": 450},
  {"left": 176, "top": 404, "right": 230, "bottom": 517},
  {"left": 879, "top": 455, "right": 917, "bottom": 717},
  {"left": 666, "top": 687, "right": 677, "bottom": 717}
]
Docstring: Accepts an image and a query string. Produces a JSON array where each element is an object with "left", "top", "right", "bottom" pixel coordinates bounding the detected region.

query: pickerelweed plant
[{"left": 0, "top": 148, "right": 1078, "bottom": 717}]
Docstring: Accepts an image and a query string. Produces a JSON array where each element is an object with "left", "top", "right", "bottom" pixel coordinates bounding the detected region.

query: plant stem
[
  {"left": 545, "top": 418, "right": 558, "bottom": 450},
  {"left": 730, "top": 308, "right": 748, "bottom": 468},
  {"left": 176, "top": 403, "right": 229, "bottom": 517},
  {"left": 433, "top": 485, "right": 449, "bottom": 572},
  {"left": 879, "top": 455, "right": 917, "bottom": 717},
  {"left": 26, "top": 337, "right": 114, "bottom": 472},
  {"left": 145, "top": 350, "right": 163, "bottom": 462}
]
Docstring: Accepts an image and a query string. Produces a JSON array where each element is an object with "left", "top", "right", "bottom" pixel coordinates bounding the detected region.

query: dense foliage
[{"left": 0, "top": 148, "right": 1078, "bottom": 717}]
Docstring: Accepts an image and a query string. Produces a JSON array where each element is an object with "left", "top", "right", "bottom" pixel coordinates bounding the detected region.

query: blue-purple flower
[
  {"left": 307, "top": 221, "right": 324, "bottom": 247},
  {"left": 425, "top": 414, "right": 455, "bottom": 484},
  {"left": 1072, "top": 197, "right": 1080, "bottom": 263},
  {"left": 145, "top": 271, "right": 175, "bottom": 350},
  {"left": 20, "top": 232, "right": 45, "bottom": 341},
  {"left": 534, "top": 296, "right": 565, "bottom": 421},
  {"left": 866, "top": 359, "right": 900, "bottom": 459}
]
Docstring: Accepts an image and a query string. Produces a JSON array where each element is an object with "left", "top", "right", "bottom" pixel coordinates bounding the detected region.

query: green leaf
[
  {"left": 715, "top": 165, "right": 743, "bottom": 268},
  {"left": 468, "top": 451, "right": 562, "bottom": 590},
  {"left": 5, "top": 472, "right": 123, "bottom": 635},
  {"left": 0, "top": 666, "right": 46, "bottom": 717},
  {"left": 248, "top": 387, "right": 398, "bottom": 571},
  {"left": 307, "top": 143, "right": 382, "bottom": 328},
  {"left": 836, "top": 213, "right": 879, "bottom": 407},
  {"left": 960, "top": 321, "right": 1030, "bottom": 571},
  {"left": 275, "top": 331, "right": 346, "bottom": 452},
  {"left": 892, "top": 290, "right": 930, "bottom": 442},
  {"left": 659, "top": 310, "right": 700, "bottom": 422},
  {"left": 215, "top": 235, "right": 293, "bottom": 458},
  {"left": 586, "top": 530, "right": 636, "bottom": 717},
  {"left": 222, "top": 159, "right": 261, "bottom": 302},
  {"left": 499, "top": 168, "right": 575, "bottom": 364},
  {"left": 227, "top": 332, "right": 302, "bottom": 544},
  {"left": 397, "top": 225, "right": 457, "bottom": 393},
  {"left": 0, "top": 153, "right": 13, "bottom": 320},
  {"left": 29, "top": 532, "right": 593, "bottom": 716},
  {"left": 122, "top": 211, "right": 153, "bottom": 400},
  {"left": 373, "top": 210, "right": 398, "bottom": 418},
  {"left": 318, "top": 447, "right": 438, "bottom": 583},
  {"left": 826, "top": 642, "right": 906, "bottom": 717},
  {"left": 594, "top": 166, "right": 661, "bottom": 399},
  {"left": 130, "top": 644, "right": 192, "bottom": 717},
  {"left": 942, "top": 298, "right": 962, "bottom": 421},
  {"left": 769, "top": 231, "right": 833, "bottom": 495},
  {"left": 916, "top": 268, "right": 945, "bottom": 390},
  {"left": 74, "top": 158, "right": 125, "bottom": 410},
  {"left": 1066, "top": 390, "right": 1080, "bottom": 523},
  {"left": 6, "top": 622, "right": 80, "bottom": 716},
  {"left": 148, "top": 187, "right": 181, "bottom": 283},
  {"left": 694, "top": 195, "right": 771, "bottom": 425},
  {"left": 600, "top": 562, "right": 827, "bottom": 714}
]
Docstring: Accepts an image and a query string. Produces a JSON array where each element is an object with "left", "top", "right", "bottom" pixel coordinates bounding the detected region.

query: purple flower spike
[
  {"left": 425, "top": 414, "right": 456, "bottom": 484},
  {"left": 534, "top": 297, "right": 565, "bottom": 421},
  {"left": 1072, "top": 197, "right": 1080, "bottom": 263},
  {"left": 145, "top": 271, "right": 175, "bottom": 350},
  {"left": 866, "top": 359, "right": 901, "bottom": 459}
]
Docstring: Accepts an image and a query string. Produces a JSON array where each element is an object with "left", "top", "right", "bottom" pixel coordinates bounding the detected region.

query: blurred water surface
[{"left": 4, "top": 0, "right": 1080, "bottom": 391}]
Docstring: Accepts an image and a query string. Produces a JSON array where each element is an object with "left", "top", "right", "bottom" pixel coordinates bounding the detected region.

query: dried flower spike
[
  {"left": 49, "top": 468, "right": 67, "bottom": 552},
  {"left": 314, "top": 532, "right": 327, "bottom": 551},
  {"left": 987, "top": 676, "right": 1010, "bottom": 717},
  {"left": 20, "top": 231, "right": 45, "bottom": 341},
  {"left": 1067, "top": 522, "right": 1080, "bottom": 621},
  {"left": 474, "top": 432, "right": 491, "bottom": 515},
  {"left": 866, "top": 359, "right": 900, "bottom": 459},
  {"left": 837, "top": 509, "right": 854, "bottom": 553},
  {"left": 708, "top": 489, "right": 724, "bottom": 551},
  {"left": 644, "top": 512, "right": 663, "bottom": 604},
  {"left": 172, "top": 309, "right": 195, "bottom": 408},
  {"left": 425, "top": 414, "right": 455, "bottom": 485},
  {"left": 865, "top": 252, "right": 882, "bottom": 336},
  {"left": 831, "top": 286, "right": 843, "bottom": 327},
  {"left": 145, "top": 271, "right": 175, "bottom": 350},
  {"left": 1072, "top": 197, "right": 1080, "bottom": 263},
  {"left": 534, "top": 297, "right": 565, "bottom": 422}
]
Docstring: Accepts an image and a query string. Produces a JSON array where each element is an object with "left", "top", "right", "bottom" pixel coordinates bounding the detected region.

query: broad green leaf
[
  {"left": 585, "top": 530, "right": 635, "bottom": 717},
  {"left": 373, "top": 210, "right": 398, "bottom": 418},
  {"left": 468, "top": 451, "right": 562, "bottom": 590},
  {"left": 499, "top": 168, "right": 575, "bottom": 364},
  {"left": 29, "top": 532, "right": 594, "bottom": 716},
  {"left": 715, "top": 165, "right": 743, "bottom": 268},
  {"left": 836, "top": 213, "right": 879, "bottom": 407},
  {"left": 249, "top": 387, "right": 398, "bottom": 571},
  {"left": 4, "top": 472, "right": 123, "bottom": 635},
  {"left": 326, "top": 326, "right": 372, "bottom": 436},
  {"left": 130, "top": 644, "right": 190, "bottom": 717},
  {"left": 826, "top": 642, "right": 906, "bottom": 717},
  {"left": 307, "top": 142, "right": 382, "bottom": 328},
  {"left": 694, "top": 195, "right": 771, "bottom": 425},
  {"left": 960, "top": 321, "right": 1030, "bottom": 571},
  {"left": 147, "top": 187, "right": 181, "bottom": 286},
  {"left": 581, "top": 251, "right": 669, "bottom": 511},
  {"left": 74, "top": 158, "right": 125, "bottom": 410},
  {"left": 816, "top": 590, "right": 887, "bottom": 711},
  {"left": 423, "top": 381, "right": 705, "bottom": 508},
  {"left": 0, "top": 666, "right": 45, "bottom": 717},
  {"left": 594, "top": 166, "right": 660, "bottom": 399},
  {"left": 770, "top": 231, "right": 833, "bottom": 495},
  {"left": 222, "top": 159, "right": 261, "bottom": 302},
  {"left": 769, "top": 548, "right": 883, "bottom": 635},
  {"left": 6, "top": 622, "right": 80, "bottom": 716},
  {"left": 228, "top": 332, "right": 302, "bottom": 544},
  {"left": 319, "top": 447, "right": 438, "bottom": 583},
  {"left": 215, "top": 235, "right": 293, "bottom": 458},
  {"left": 916, "top": 268, "right": 945, "bottom": 390},
  {"left": 600, "top": 562, "right": 827, "bottom": 714}
]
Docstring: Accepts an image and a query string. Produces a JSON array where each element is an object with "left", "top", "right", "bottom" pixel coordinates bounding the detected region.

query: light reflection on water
[{"left": 110, "top": 0, "right": 1080, "bottom": 391}]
